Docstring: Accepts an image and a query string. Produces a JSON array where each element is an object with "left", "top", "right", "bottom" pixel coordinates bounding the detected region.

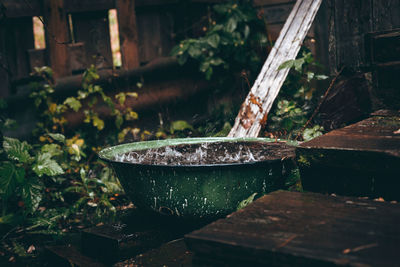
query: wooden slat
[
  {"left": 136, "top": 9, "right": 175, "bottom": 64},
  {"left": 28, "top": 48, "right": 47, "bottom": 71},
  {"left": 1, "top": 0, "right": 41, "bottom": 18},
  {"left": 68, "top": 42, "right": 87, "bottom": 72},
  {"left": 297, "top": 114, "right": 400, "bottom": 200},
  {"left": 186, "top": 190, "right": 400, "bottom": 266},
  {"left": 261, "top": 3, "right": 295, "bottom": 25},
  {"left": 371, "top": 0, "right": 400, "bottom": 31},
  {"left": 65, "top": 0, "right": 114, "bottom": 13},
  {"left": 253, "top": 0, "right": 295, "bottom": 7},
  {"left": 116, "top": 0, "right": 140, "bottom": 69},
  {"left": 43, "top": 0, "right": 71, "bottom": 78},
  {"left": 228, "top": 0, "right": 323, "bottom": 137},
  {"left": 72, "top": 11, "right": 113, "bottom": 69}
]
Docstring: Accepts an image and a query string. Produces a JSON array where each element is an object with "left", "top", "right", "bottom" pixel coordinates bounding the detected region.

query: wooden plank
[
  {"left": 46, "top": 245, "right": 106, "bottom": 267},
  {"left": 136, "top": 10, "right": 174, "bottom": 64},
  {"left": 43, "top": 0, "right": 71, "bottom": 78},
  {"left": 72, "top": 11, "right": 113, "bottom": 69},
  {"left": 28, "top": 48, "right": 47, "bottom": 70},
  {"left": 371, "top": 0, "right": 400, "bottom": 31},
  {"left": 366, "top": 30, "right": 400, "bottom": 64},
  {"left": 186, "top": 190, "right": 400, "bottom": 266},
  {"left": 333, "top": 0, "right": 373, "bottom": 71},
  {"left": 64, "top": 0, "right": 114, "bottom": 13},
  {"left": 1, "top": 0, "right": 41, "bottom": 18},
  {"left": 115, "top": 238, "right": 193, "bottom": 267},
  {"left": 261, "top": 3, "right": 295, "bottom": 25},
  {"left": 116, "top": 0, "right": 140, "bottom": 69},
  {"left": 253, "top": 0, "right": 295, "bottom": 7},
  {"left": 1, "top": 17, "right": 35, "bottom": 81},
  {"left": 297, "top": 115, "right": 400, "bottom": 200},
  {"left": 228, "top": 0, "right": 323, "bottom": 137},
  {"left": 67, "top": 42, "right": 87, "bottom": 72}
]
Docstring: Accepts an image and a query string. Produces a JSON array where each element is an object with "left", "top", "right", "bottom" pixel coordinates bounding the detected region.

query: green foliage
[
  {"left": 0, "top": 64, "right": 135, "bottom": 242},
  {"left": 171, "top": 0, "right": 268, "bottom": 80},
  {"left": 267, "top": 51, "right": 328, "bottom": 140},
  {"left": 237, "top": 192, "right": 257, "bottom": 210},
  {"left": 0, "top": 137, "right": 60, "bottom": 217},
  {"left": 302, "top": 125, "right": 324, "bottom": 141}
]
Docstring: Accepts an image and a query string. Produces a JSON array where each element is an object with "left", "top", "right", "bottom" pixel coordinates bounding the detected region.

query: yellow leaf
[{"left": 49, "top": 103, "right": 57, "bottom": 114}]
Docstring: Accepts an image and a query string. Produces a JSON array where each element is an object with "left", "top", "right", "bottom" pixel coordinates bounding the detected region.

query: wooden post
[
  {"left": 43, "top": 0, "right": 70, "bottom": 78},
  {"left": 228, "top": 0, "right": 323, "bottom": 138},
  {"left": 116, "top": 0, "right": 140, "bottom": 69}
]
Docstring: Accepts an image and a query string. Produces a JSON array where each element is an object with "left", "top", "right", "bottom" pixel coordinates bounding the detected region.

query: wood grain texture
[
  {"left": 186, "top": 190, "right": 400, "bottom": 266},
  {"left": 228, "top": 0, "right": 323, "bottom": 137},
  {"left": 116, "top": 0, "right": 140, "bottom": 69},
  {"left": 43, "top": 0, "right": 70, "bottom": 78},
  {"left": 297, "top": 114, "right": 400, "bottom": 200},
  {"left": 72, "top": 11, "right": 113, "bottom": 69}
]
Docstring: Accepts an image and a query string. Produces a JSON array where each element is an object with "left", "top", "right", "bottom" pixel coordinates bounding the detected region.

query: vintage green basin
[{"left": 99, "top": 137, "right": 296, "bottom": 219}]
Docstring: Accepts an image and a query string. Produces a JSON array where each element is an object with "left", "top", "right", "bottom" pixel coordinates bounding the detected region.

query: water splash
[{"left": 113, "top": 141, "right": 283, "bottom": 166}]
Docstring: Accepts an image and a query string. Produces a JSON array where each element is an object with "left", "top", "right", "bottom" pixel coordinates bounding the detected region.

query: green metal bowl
[{"left": 99, "top": 137, "right": 296, "bottom": 219}]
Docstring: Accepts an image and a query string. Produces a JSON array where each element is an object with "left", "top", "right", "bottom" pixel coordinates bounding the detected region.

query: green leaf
[
  {"left": 243, "top": 25, "right": 250, "bottom": 39},
  {"left": 3, "top": 137, "right": 32, "bottom": 163},
  {"left": 115, "top": 93, "right": 126, "bottom": 105},
  {"left": 226, "top": 17, "right": 238, "bottom": 32},
  {"left": 64, "top": 97, "right": 82, "bottom": 112},
  {"left": 303, "top": 125, "right": 324, "bottom": 141},
  {"left": 115, "top": 114, "right": 123, "bottom": 129},
  {"left": 22, "top": 177, "right": 43, "bottom": 214},
  {"left": 41, "top": 144, "right": 63, "bottom": 157},
  {"left": 170, "top": 120, "right": 194, "bottom": 134},
  {"left": 47, "top": 133, "right": 65, "bottom": 143},
  {"left": 207, "top": 34, "right": 220, "bottom": 48},
  {"left": 293, "top": 58, "right": 305, "bottom": 72},
  {"left": 92, "top": 116, "right": 105, "bottom": 131},
  {"left": 33, "top": 153, "right": 64, "bottom": 177},
  {"left": 315, "top": 74, "right": 329, "bottom": 80},
  {"left": 278, "top": 60, "right": 294, "bottom": 70},
  {"left": 205, "top": 67, "right": 213, "bottom": 80},
  {"left": 0, "top": 162, "right": 19, "bottom": 198},
  {"left": 188, "top": 45, "right": 202, "bottom": 58},
  {"left": 237, "top": 193, "right": 257, "bottom": 210},
  {"left": 177, "top": 52, "right": 188, "bottom": 65}
]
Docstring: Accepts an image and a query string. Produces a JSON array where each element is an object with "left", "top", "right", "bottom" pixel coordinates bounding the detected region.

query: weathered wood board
[
  {"left": 185, "top": 190, "right": 400, "bottom": 266},
  {"left": 229, "top": 0, "right": 323, "bottom": 137},
  {"left": 297, "top": 112, "right": 400, "bottom": 201}
]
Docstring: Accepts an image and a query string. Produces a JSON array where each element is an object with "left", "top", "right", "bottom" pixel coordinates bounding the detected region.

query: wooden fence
[{"left": 0, "top": 0, "right": 302, "bottom": 98}]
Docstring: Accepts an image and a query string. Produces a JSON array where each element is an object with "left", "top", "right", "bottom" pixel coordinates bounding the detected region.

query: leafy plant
[
  {"left": 0, "top": 137, "right": 63, "bottom": 219},
  {"left": 171, "top": 0, "right": 268, "bottom": 80},
  {"left": 266, "top": 51, "right": 328, "bottom": 140}
]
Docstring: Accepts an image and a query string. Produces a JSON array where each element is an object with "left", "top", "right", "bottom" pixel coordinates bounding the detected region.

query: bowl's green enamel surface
[{"left": 99, "top": 137, "right": 295, "bottom": 218}]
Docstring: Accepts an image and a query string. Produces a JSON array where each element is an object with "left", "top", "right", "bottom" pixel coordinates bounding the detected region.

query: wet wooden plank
[
  {"left": 297, "top": 115, "right": 400, "bottom": 200},
  {"left": 116, "top": 0, "right": 140, "bottom": 69},
  {"left": 72, "top": 11, "right": 113, "bottom": 69},
  {"left": 65, "top": 0, "right": 114, "bottom": 13},
  {"left": 1, "top": 0, "right": 41, "bottom": 18},
  {"left": 136, "top": 10, "right": 175, "bottom": 64},
  {"left": 115, "top": 238, "right": 193, "bottom": 267},
  {"left": 365, "top": 30, "right": 400, "bottom": 64},
  {"left": 43, "top": 0, "right": 71, "bottom": 78},
  {"left": 46, "top": 245, "right": 106, "bottom": 267},
  {"left": 2, "top": 17, "right": 35, "bottom": 80},
  {"left": 186, "top": 190, "right": 400, "bottom": 266}
]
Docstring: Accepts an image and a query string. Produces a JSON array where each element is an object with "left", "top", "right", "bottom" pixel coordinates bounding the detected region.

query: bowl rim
[{"left": 98, "top": 137, "right": 297, "bottom": 168}]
